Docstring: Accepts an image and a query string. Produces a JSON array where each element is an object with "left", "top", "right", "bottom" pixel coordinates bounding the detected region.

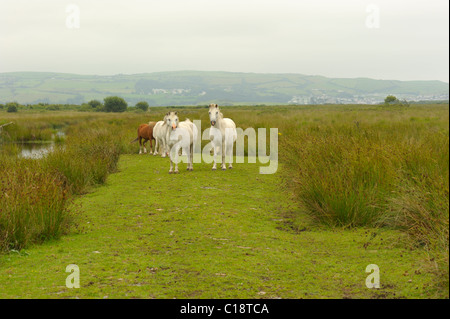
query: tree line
[{"left": 0, "top": 96, "right": 149, "bottom": 113}]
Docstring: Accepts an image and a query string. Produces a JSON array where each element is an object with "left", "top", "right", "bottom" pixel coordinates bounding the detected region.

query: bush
[
  {"left": 384, "top": 95, "right": 409, "bottom": 107},
  {"left": 104, "top": 96, "right": 128, "bottom": 113},
  {"left": 136, "top": 101, "right": 149, "bottom": 112},
  {"left": 88, "top": 100, "right": 102, "bottom": 108},
  {"left": 384, "top": 95, "right": 398, "bottom": 104},
  {"left": 6, "top": 102, "right": 19, "bottom": 113}
]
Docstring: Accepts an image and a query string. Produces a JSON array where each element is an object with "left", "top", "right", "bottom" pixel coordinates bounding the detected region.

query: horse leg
[
  {"left": 184, "top": 146, "right": 189, "bottom": 171},
  {"left": 212, "top": 141, "right": 217, "bottom": 170},
  {"left": 169, "top": 147, "right": 178, "bottom": 174},
  {"left": 149, "top": 139, "right": 153, "bottom": 155},
  {"left": 161, "top": 139, "right": 167, "bottom": 157},
  {"left": 186, "top": 145, "right": 193, "bottom": 171},
  {"left": 227, "top": 141, "right": 233, "bottom": 169},
  {"left": 139, "top": 137, "right": 143, "bottom": 154},
  {"left": 189, "top": 144, "right": 194, "bottom": 170},
  {"left": 169, "top": 153, "right": 173, "bottom": 173},
  {"left": 174, "top": 155, "right": 179, "bottom": 173},
  {"left": 221, "top": 139, "right": 226, "bottom": 170},
  {"left": 153, "top": 138, "right": 159, "bottom": 156},
  {"left": 143, "top": 139, "right": 148, "bottom": 154}
]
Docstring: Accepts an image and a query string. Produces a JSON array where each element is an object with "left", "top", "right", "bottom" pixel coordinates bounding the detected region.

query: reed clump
[{"left": 0, "top": 157, "right": 70, "bottom": 251}]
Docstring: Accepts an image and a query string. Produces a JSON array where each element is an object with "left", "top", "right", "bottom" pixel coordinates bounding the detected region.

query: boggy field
[{"left": 0, "top": 104, "right": 448, "bottom": 298}]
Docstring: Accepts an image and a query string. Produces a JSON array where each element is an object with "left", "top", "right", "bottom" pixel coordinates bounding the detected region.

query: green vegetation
[
  {"left": 384, "top": 95, "right": 410, "bottom": 107},
  {"left": 0, "top": 157, "right": 70, "bottom": 251},
  {"left": 0, "top": 122, "right": 122, "bottom": 251},
  {"left": 0, "top": 103, "right": 448, "bottom": 298},
  {"left": 104, "top": 96, "right": 128, "bottom": 113},
  {"left": 135, "top": 101, "right": 149, "bottom": 112},
  {"left": 88, "top": 100, "right": 102, "bottom": 109},
  {"left": 278, "top": 106, "right": 448, "bottom": 286},
  {"left": 6, "top": 102, "right": 19, "bottom": 113},
  {"left": 0, "top": 71, "right": 448, "bottom": 105},
  {"left": 0, "top": 154, "right": 442, "bottom": 298}
]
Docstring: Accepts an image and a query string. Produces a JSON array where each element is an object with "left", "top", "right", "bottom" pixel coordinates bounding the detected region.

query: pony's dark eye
[{"left": 209, "top": 112, "right": 211, "bottom": 114}]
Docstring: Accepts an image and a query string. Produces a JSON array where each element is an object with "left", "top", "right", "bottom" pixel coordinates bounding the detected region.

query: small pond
[
  {"left": 19, "top": 142, "right": 55, "bottom": 159},
  {"left": 0, "top": 131, "right": 65, "bottom": 159}
]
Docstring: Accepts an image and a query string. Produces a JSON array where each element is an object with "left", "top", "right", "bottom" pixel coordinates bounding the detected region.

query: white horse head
[
  {"left": 165, "top": 111, "right": 179, "bottom": 131},
  {"left": 208, "top": 104, "right": 223, "bottom": 127}
]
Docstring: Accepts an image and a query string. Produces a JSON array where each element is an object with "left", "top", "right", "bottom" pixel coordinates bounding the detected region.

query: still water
[
  {"left": 0, "top": 131, "right": 64, "bottom": 159},
  {"left": 19, "top": 142, "right": 55, "bottom": 159}
]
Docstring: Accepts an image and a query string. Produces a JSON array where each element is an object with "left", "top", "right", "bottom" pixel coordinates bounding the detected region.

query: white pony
[
  {"left": 208, "top": 104, "right": 237, "bottom": 170},
  {"left": 164, "top": 111, "right": 198, "bottom": 173},
  {"left": 152, "top": 118, "right": 169, "bottom": 157}
]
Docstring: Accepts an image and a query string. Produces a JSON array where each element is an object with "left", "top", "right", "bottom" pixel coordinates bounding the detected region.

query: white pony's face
[
  {"left": 208, "top": 104, "right": 219, "bottom": 126},
  {"left": 165, "top": 111, "right": 179, "bottom": 130}
]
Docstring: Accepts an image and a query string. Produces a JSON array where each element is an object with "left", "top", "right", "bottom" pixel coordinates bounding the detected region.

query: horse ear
[{"left": 215, "top": 104, "right": 218, "bottom": 108}]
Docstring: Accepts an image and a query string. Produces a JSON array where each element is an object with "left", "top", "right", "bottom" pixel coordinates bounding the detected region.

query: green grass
[
  {"left": 0, "top": 104, "right": 448, "bottom": 298},
  {"left": 0, "top": 155, "right": 441, "bottom": 298}
]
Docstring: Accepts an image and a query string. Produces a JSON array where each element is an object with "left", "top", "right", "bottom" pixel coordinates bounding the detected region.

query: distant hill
[{"left": 0, "top": 71, "right": 448, "bottom": 106}]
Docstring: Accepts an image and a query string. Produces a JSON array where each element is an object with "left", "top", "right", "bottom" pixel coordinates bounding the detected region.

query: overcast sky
[{"left": 0, "top": 0, "right": 448, "bottom": 82}]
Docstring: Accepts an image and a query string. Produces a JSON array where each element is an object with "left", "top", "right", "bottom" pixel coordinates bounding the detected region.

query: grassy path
[{"left": 0, "top": 155, "right": 437, "bottom": 298}]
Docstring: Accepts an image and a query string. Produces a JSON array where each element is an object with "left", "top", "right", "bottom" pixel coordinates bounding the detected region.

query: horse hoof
[
  {"left": 228, "top": 166, "right": 233, "bottom": 169},
  {"left": 169, "top": 170, "right": 173, "bottom": 174},
  {"left": 222, "top": 167, "right": 226, "bottom": 171},
  {"left": 174, "top": 170, "right": 179, "bottom": 174},
  {"left": 212, "top": 167, "right": 216, "bottom": 171}
]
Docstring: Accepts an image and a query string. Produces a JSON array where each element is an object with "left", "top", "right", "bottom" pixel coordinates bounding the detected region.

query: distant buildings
[{"left": 288, "top": 93, "right": 449, "bottom": 105}]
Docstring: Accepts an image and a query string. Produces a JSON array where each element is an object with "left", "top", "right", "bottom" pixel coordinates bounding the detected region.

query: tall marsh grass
[
  {"left": 45, "top": 126, "right": 121, "bottom": 194},
  {"left": 0, "top": 156, "right": 70, "bottom": 251},
  {"left": 276, "top": 105, "right": 449, "bottom": 281},
  {"left": 0, "top": 114, "right": 130, "bottom": 251}
]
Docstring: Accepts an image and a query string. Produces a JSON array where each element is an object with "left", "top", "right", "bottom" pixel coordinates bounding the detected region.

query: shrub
[
  {"left": 6, "top": 102, "right": 19, "bottom": 113},
  {"left": 136, "top": 101, "right": 149, "bottom": 112},
  {"left": 88, "top": 100, "right": 102, "bottom": 109},
  {"left": 104, "top": 96, "right": 128, "bottom": 113},
  {"left": 384, "top": 95, "right": 398, "bottom": 104}
]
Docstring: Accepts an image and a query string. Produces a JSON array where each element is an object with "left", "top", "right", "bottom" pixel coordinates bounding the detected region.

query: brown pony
[{"left": 131, "top": 122, "right": 156, "bottom": 154}]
